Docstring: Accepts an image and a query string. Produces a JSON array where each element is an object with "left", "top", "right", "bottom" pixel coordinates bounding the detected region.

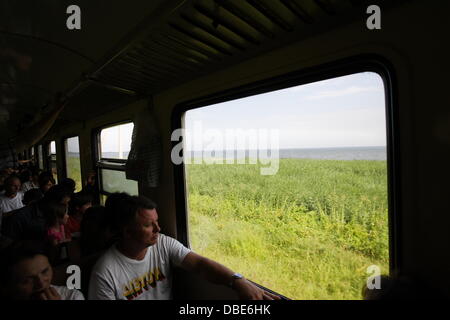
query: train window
[
  {"left": 97, "top": 122, "right": 137, "bottom": 203},
  {"left": 37, "top": 144, "right": 44, "bottom": 170},
  {"left": 100, "top": 123, "right": 134, "bottom": 160},
  {"left": 65, "top": 136, "right": 82, "bottom": 192},
  {"left": 48, "top": 141, "right": 58, "bottom": 183},
  {"left": 182, "top": 71, "right": 389, "bottom": 300}
]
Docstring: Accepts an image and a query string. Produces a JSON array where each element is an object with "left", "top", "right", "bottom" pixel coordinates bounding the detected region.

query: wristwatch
[{"left": 229, "top": 273, "right": 244, "bottom": 289}]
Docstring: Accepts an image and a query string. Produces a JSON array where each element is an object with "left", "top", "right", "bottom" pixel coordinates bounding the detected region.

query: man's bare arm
[{"left": 181, "top": 251, "right": 280, "bottom": 300}]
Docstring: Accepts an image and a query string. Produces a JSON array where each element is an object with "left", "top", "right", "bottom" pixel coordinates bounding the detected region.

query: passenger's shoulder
[
  {"left": 52, "top": 285, "right": 85, "bottom": 300},
  {"left": 92, "top": 246, "right": 118, "bottom": 269},
  {"left": 157, "top": 233, "right": 186, "bottom": 248}
]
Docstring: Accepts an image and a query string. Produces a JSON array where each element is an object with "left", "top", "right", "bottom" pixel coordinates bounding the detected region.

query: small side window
[
  {"left": 48, "top": 141, "right": 58, "bottom": 183},
  {"left": 97, "top": 122, "right": 137, "bottom": 204},
  {"left": 65, "top": 136, "right": 82, "bottom": 192}
]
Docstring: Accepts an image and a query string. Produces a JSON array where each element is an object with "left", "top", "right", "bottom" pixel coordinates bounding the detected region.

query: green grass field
[
  {"left": 66, "top": 156, "right": 83, "bottom": 192},
  {"left": 186, "top": 159, "right": 389, "bottom": 300}
]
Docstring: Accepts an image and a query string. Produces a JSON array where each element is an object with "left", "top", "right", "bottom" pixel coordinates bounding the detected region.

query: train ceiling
[{"left": 0, "top": 0, "right": 400, "bottom": 139}]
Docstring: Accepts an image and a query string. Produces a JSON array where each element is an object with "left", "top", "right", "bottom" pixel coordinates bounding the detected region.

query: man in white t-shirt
[
  {"left": 89, "top": 195, "right": 280, "bottom": 300},
  {"left": 0, "top": 176, "right": 24, "bottom": 229}
]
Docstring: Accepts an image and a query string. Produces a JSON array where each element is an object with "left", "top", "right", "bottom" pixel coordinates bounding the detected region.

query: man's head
[
  {"left": 0, "top": 242, "right": 53, "bottom": 300},
  {"left": 111, "top": 194, "right": 160, "bottom": 248},
  {"left": 59, "top": 178, "right": 76, "bottom": 194},
  {"left": 43, "top": 185, "right": 71, "bottom": 206},
  {"left": 4, "top": 175, "right": 21, "bottom": 197},
  {"left": 69, "top": 192, "right": 92, "bottom": 216},
  {"left": 38, "top": 172, "right": 55, "bottom": 193}
]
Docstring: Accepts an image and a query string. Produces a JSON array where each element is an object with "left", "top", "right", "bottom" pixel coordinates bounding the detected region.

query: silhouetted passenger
[
  {"left": 38, "top": 171, "right": 55, "bottom": 194},
  {"left": 59, "top": 178, "right": 76, "bottom": 194},
  {"left": 80, "top": 206, "right": 115, "bottom": 257},
  {"left": 65, "top": 192, "right": 92, "bottom": 239},
  {"left": 23, "top": 188, "right": 44, "bottom": 206}
]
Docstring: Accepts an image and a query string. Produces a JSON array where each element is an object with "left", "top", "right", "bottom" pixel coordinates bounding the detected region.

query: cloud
[{"left": 306, "top": 86, "right": 383, "bottom": 100}]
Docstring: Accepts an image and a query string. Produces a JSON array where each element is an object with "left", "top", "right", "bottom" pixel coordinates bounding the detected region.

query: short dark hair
[
  {"left": 109, "top": 194, "right": 157, "bottom": 234},
  {"left": 19, "top": 170, "right": 32, "bottom": 184},
  {"left": 42, "top": 202, "right": 68, "bottom": 227},
  {"left": 69, "top": 192, "right": 93, "bottom": 215},
  {"left": 43, "top": 185, "right": 71, "bottom": 204},
  {"left": 59, "top": 178, "right": 76, "bottom": 193},
  {"left": 38, "top": 171, "right": 55, "bottom": 188},
  {"left": 4, "top": 175, "right": 20, "bottom": 186}
]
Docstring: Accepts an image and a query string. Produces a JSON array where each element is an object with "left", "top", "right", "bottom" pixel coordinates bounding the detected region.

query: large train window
[
  {"left": 181, "top": 71, "right": 389, "bottom": 300},
  {"left": 97, "top": 122, "right": 138, "bottom": 204},
  {"left": 65, "top": 136, "right": 82, "bottom": 192},
  {"left": 48, "top": 141, "right": 58, "bottom": 183}
]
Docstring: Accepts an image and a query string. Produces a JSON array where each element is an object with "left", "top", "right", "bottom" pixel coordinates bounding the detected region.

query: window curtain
[{"left": 125, "top": 99, "right": 162, "bottom": 187}]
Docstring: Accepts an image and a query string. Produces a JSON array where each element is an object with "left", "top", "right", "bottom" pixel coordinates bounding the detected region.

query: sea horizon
[{"left": 89, "top": 146, "right": 387, "bottom": 161}]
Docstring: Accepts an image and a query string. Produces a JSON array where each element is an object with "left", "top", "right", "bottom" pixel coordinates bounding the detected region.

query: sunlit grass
[
  {"left": 66, "top": 156, "right": 83, "bottom": 192},
  {"left": 186, "top": 159, "right": 389, "bottom": 300}
]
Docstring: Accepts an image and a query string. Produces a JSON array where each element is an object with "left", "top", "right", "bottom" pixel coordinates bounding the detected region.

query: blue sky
[
  {"left": 93, "top": 72, "right": 386, "bottom": 153},
  {"left": 185, "top": 72, "right": 386, "bottom": 150}
]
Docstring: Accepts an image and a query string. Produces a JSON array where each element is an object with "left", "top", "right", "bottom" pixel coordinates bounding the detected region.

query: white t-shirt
[
  {"left": 88, "top": 234, "right": 191, "bottom": 300},
  {"left": 21, "top": 181, "right": 39, "bottom": 193},
  {"left": 52, "top": 285, "right": 85, "bottom": 300},
  {"left": 0, "top": 192, "right": 24, "bottom": 215}
]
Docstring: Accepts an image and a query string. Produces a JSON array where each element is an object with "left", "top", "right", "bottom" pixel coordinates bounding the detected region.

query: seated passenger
[
  {"left": 44, "top": 202, "right": 70, "bottom": 246},
  {"left": 21, "top": 168, "right": 40, "bottom": 192},
  {"left": 59, "top": 178, "right": 76, "bottom": 194},
  {"left": 1, "top": 185, "right": 71, "bottom": 241},
  {"left": 0, "top": 176, "right": 25, "bottom": 229},
  {"left": 23, "top": 188, "right": 44, "bottom": 206},
  {"left": 65, "top": 192, "right": 92, "bottom": 239},
  {"left": 38, "top": 172, "right": 55, "bottom": 195},
  {"left": 0, "top": 241, "right": 84, "bottom": 300},
  {"left": 88, "top": 193, "right": 280, "bottom": 300},
  {"left": 80, "top": 206, "right": 116, "bottom": 257}
]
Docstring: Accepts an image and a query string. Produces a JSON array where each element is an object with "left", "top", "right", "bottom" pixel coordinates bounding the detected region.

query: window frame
[
  {"left": 94, "top": 120, "right": 136, "bottom": 199},
  {"left": 37, "top": 144, "right": 44, "bottom": 170},
  {"left": 171, "top": 54, "right": 401, "bottom": 275}
]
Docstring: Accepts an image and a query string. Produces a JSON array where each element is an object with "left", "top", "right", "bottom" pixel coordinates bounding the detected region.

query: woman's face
[{"left": 9, "top": 255, "right": 53, "bottom": 300}]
